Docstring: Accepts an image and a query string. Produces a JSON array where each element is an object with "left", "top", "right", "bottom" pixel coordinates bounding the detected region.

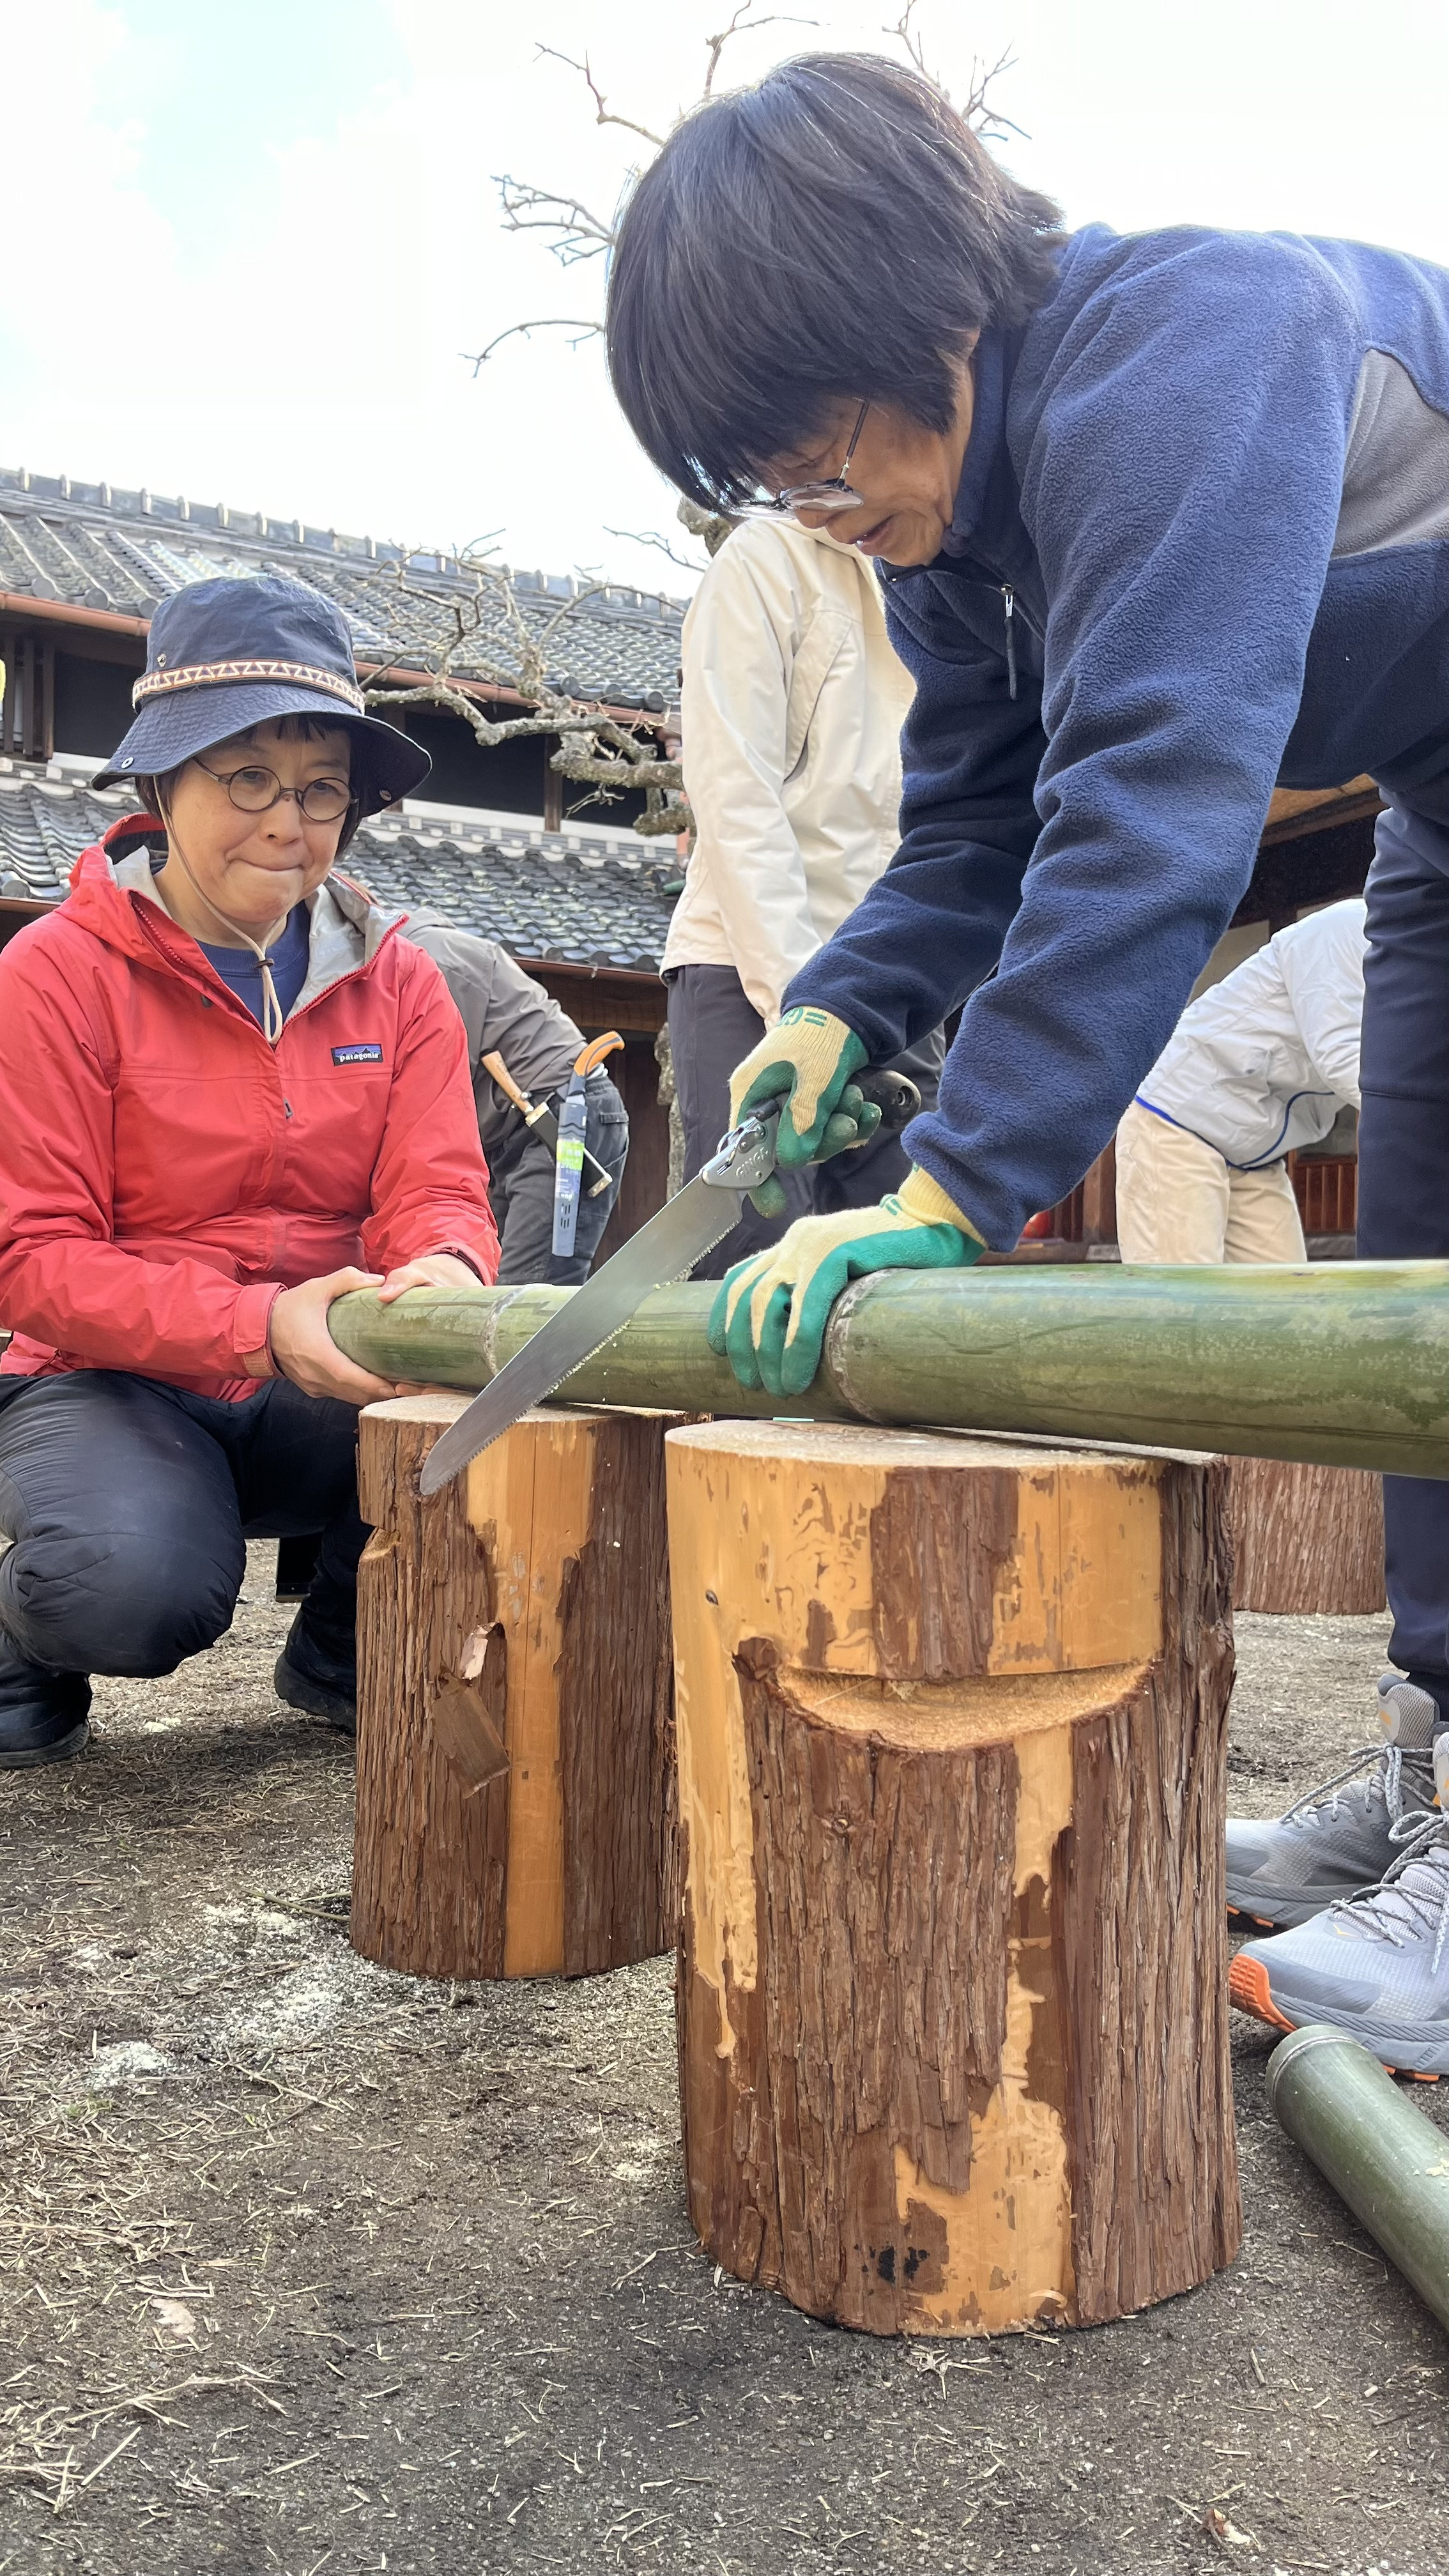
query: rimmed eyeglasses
[
  {"left": 747, "top": 400, "right": 871, "bottom": 522},
  {"left": 193, "top": 761, "right": 354, "bottom": 824}
]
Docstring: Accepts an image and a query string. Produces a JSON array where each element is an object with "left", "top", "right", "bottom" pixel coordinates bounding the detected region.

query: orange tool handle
[{"left": 573, "top": 1031, "right": 624, "bottom": 1079}]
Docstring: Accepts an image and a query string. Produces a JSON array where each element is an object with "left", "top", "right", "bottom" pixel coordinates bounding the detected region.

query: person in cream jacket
[{"left": 664, "top": 512, "right": 943, "bottom": 1275}]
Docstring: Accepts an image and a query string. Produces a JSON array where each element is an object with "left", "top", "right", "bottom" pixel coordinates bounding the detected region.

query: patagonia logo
[{"left": 332, "top": 1043, "right": 383, "bottom": 1066}]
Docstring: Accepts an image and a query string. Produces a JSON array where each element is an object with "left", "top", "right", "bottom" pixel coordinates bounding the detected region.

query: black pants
[
  {"left": 0, "top": 1371, "right": 365, "bottom": 1700},
  {"left": 1359, "top": 794, "right": 1449, "bottom": 1708},
  {"left": 487, "top": 1071, "right": 630, "bottom": 1285},
  {"left": 665, "top": 963, "right": 946, "bottom": 1280}
]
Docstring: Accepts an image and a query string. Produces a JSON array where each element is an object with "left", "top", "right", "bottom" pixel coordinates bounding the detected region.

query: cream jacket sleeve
[
  {"left": 675, "top": 530, "right": 825, "bottom": 1022},
  {"left": 669, "top": 520, "right": 912, "bottom": 1026}
]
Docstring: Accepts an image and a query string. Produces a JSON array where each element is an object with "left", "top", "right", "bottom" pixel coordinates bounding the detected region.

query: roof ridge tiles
[{"left": 0, "top": 463, "right": 688, "bottom": 625}]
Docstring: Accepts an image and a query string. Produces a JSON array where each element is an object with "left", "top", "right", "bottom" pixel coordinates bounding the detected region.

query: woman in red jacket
[{"left": 0, "top": 574, "right": 500, "bottom": 1767}]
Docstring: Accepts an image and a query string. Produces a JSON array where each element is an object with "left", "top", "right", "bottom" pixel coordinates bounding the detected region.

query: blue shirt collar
[{"left": 942, "top": 326, "right": 1006, "bottom": 557}]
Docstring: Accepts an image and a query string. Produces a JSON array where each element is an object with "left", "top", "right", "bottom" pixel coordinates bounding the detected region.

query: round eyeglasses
[
  {"left": 746, "top": 399, "right": 871, "bottom": 523},
  {"left": 192, "top": 761, "right": 354, "bottom": 824}
]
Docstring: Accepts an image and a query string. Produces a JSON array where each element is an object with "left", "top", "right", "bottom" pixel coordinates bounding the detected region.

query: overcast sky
[{"left": 5, "top": 0, "right": 1448, "bottom": 593}]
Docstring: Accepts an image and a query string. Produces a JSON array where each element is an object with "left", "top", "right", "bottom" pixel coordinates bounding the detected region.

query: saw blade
[{"left": 416, "top": 1170, "right": 746, "bottom": 1494}]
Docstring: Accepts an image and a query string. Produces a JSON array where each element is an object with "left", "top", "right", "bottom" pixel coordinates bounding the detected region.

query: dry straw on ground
[{"left": 3, "top": 1550, "right": 1446, "bottom": 2573}]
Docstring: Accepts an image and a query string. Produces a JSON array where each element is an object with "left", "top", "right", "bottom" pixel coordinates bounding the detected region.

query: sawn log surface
[
  {"left": 353, "top": 1399, "right": 677, "bottom": 1982},
  {"left": 668, "top": 1421, "right": 1241, "bottom": 2336}
]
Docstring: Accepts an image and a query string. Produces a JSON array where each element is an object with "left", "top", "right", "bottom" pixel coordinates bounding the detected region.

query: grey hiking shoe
[
  {"left": 1230, "top": 1742, "right": 1449, "bottom": 2078},
  {"left": 1225, "top": 1675, "right": 1439, "bottom": 1930}
]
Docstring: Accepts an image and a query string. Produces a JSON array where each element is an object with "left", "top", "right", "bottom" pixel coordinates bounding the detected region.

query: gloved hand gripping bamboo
[{"left": 709, "top": 1164, "right": 986, "bottom": 1397}]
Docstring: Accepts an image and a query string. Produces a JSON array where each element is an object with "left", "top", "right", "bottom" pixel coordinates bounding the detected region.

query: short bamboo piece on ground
[
  {"left": 666, "top": 1417, "right": 1242, "bottom": 2336},
  {"left": 1267, "top": 2025, "right": 1449, "bottom": 2338},
  {"left": 351, "top": 1398, "right": 677, "bottom": 1981},
  {"left": 328, "top": 1261, "right": 1449, "bottom": 1478}
]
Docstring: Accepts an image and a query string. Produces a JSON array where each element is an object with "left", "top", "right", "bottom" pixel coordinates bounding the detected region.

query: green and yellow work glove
[
  {"left": 708, "top": 1166, "right": 986, "bottom": 1397},
  {"left": 726, "top": 1006, "right": 883, "bottom": 1215}
]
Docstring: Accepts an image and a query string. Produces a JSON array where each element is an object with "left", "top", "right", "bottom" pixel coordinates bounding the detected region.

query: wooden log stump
[
  {"left": 1228, "top": 1457, "right": 1385, "bottom": 1614},
  {"left": 668, "top": 1420, "right": 1241, "bottom": 2336},
  {"left": 352, "top": 1398, "right": 678, "bottom": 1981}
]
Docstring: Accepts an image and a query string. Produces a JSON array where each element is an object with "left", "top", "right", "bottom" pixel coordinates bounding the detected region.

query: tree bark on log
[
  {"left": 1228, "top": 1457, "right": 1386, "bottom": 1614},
  {"left": 667, "top": 1420, "right": 1241, "bottom": 2336},
  {"left": 328, "top": 1260, "right": 1449, "bottom": 1479},
  {"left": 352, "top": 1398, "right": 678, "bottom": 1981}
]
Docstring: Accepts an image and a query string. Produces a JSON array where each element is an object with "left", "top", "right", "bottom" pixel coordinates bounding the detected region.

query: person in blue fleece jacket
[{"left": 606, "top": 51, "right": 1449, "bottom": 2071}]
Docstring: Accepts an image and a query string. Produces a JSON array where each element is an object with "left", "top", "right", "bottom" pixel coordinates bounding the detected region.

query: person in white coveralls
[{"left": 1115, "top": 899, "right": 1365, "bottom": 1266}]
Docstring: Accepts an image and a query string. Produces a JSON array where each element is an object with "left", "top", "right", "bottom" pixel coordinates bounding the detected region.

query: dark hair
[
  {"left": 136, "top": 713, "right": 366, "bottom": 855},
  {"left": 606, "top": 52, "right": 1064, "bottom": 512}
]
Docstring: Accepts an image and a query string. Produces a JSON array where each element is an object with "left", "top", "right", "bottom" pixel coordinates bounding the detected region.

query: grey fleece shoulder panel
[{"left": 1335, "top": 349, "right": 1449, "bottom": 556}]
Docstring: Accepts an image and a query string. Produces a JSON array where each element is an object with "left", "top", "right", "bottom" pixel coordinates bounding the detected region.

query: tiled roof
[
  {"left": 0, "top": 762, "right": 679, "bottom": 974},
  {"left": 0, "top": 466, "right": 684, "bottom": 710}
]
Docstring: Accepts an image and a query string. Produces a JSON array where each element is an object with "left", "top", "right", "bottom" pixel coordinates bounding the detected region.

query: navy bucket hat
[{"left": 93, "top": 574, "right": 432, "bottom": 814}]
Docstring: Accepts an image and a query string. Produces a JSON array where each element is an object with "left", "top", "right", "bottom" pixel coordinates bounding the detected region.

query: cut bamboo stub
[
  {"left": 666, "top": 1418, "right": 1243, "bottom": 2336},
  {"left": 351, "top": 1398, "right": 678, "bottom": 1981},
  {"left": 1268, "top": 2025, "right": 1449, "bottom": 2338},
  {"left": 328, "top": 1260, "right": 1449, "bottom": 1479}
]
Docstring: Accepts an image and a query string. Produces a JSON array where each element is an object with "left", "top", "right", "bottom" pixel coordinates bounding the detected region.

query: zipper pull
[{"left": 1002, "top": 585, "right": 1018, "bottom": 701}]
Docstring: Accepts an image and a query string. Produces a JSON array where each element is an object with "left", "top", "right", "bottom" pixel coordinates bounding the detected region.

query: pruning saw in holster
[{"left": 480, "top": 1035, "right": 621, "bottom": 1202}]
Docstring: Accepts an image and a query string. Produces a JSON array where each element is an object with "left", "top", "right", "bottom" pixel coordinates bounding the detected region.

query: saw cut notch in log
[
  {"left": 351, "top": 1397, "right": 678, "bottom": 1982},
  {"left": 667, "top": 1418, "right": 1242, "bottom": 2337}
]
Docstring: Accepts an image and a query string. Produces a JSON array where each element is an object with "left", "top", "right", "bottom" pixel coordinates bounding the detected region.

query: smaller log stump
[
  {"left": 1228, "top": 1457, "right": 1385, "bottom": 1614},
  {"left": 352, "top": 1398, "right": 677, "bottom": 1981},
  {"left": 668, "top": 1420, "right": 1242, "bottom": 2337}
]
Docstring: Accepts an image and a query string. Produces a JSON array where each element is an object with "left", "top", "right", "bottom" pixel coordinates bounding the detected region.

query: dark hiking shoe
[
  {"left": 0, "top": 1646, "right": 91, "bottom": 1769},
  {"left": 273, "top": 1612, "right": 356, "bottom": 1735}
]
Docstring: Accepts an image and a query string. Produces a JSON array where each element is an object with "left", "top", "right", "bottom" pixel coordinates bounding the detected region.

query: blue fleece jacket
[{"left": 784, "top": 224, "right": 1449, "bottom": 1248}]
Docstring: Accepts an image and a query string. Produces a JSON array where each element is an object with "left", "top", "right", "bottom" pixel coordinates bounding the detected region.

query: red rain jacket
[{"left": 0, "top": 816, "right": 500, "bottom": 1400}]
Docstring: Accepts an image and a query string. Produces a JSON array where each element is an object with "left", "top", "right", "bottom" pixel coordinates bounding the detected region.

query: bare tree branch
[
  {"left": 702, "top": 3, "right": 816, "bottom": 96},
  {"left": 361, "top": 551, "right": 691, "bottom": 841},
  {"left": 605, "top": 525, "right": 710, "bottom": 576},
  {"left": 536, "top": 43, "right": 667, "bottom": 150},
  {"left": 676, "top": 496, "right": 739, "bottom": 558},
  {"left": 477, "top": 13, "right": 820, "bottom": 379},
  {"left": 463, "top": 318, "right": 603, "bottom": 372},
  {"left": 493, "top": 176, "right": 616, "bottom": 265},
  {"left": 960, "top": 45, "right": 1027, "bottom": 143},
  {"left": 886, "top": 7, "right": 1026, "bottom": 141},
  {"left": 890, "top": 0, "right": 935, "bottom": 81}
]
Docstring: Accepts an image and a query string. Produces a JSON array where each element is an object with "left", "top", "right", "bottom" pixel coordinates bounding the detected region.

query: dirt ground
[{"left": 3, "top": 1551, "right": 1445, "bottom": 2576}]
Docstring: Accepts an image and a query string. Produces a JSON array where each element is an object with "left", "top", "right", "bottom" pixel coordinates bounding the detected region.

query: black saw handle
[
  {"left": 823, "top": 1066, "right": 921, "bottom": 1154},
  {"left": 850, "top": 1067, "right": 921, "bottom": 1133}
]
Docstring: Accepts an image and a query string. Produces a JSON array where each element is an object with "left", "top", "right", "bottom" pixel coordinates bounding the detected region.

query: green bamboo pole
[
  {"left": 1267, "top": 2026, "right": 1449, "bottom": 2336},
  {"left": 328, "top": 1260, "right": 1449, "bottom": 1478}
]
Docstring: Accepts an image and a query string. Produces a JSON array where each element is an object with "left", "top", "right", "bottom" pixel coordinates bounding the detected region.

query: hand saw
[{"left": 417, "top": 1067, "right": 919, "bottom": 1494}]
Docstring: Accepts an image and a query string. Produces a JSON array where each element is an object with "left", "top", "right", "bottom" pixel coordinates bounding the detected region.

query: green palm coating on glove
[
  {"left": 729, "top": 1007, "right": 869, "bottom": 1169},
  {"left": 743, "top": 1088, "right": 885, "bottom": 1217},
  {"left": 831, "top": 1084, "right": 884, "bottom": 1149},
  {"left": 708, "top": 1197, "right": 985, "bottom": 1398},
  {"left": 746, "top": 1172, "right": 789, "bottom": 1220}
]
